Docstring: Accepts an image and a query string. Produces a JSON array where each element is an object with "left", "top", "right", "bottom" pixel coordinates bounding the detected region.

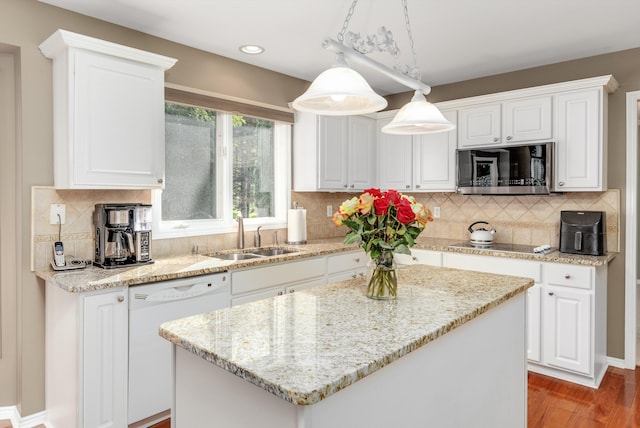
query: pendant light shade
[
  {"left": 292, "top": 53, "right": 387, "bottom": 116},
  {"left": 382, "top": 91, "right": 455, "bottom": 135}
]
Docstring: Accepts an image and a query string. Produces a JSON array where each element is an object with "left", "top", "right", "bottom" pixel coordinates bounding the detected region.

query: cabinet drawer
[
  {"left": 545, "top": 264, "right": 593, "bottom": 290},
  {"left": 232, "top": 257, "right": 326, "bottom": 295},
  {"left": 443, "top": 253, "right": 542, "bottom": 283},
  {"left": 327, "top": 250, "right": 367, "bottom": 275},
  {"left": 395, "top": 249, "right": 442, "bottom": 266}
]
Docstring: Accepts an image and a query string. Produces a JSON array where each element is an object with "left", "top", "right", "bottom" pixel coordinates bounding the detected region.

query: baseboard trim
[
  {"left": 607, "top": 356, "right": 629, "bottom": 369},
  {"left": 0, "top": 406, "right": 50, "bottom": 428}
]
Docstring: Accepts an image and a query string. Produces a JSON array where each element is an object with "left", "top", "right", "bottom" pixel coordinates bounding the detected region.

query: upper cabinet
[
  {"left": 378, "top": 110, "right": 457, "bottom": 192},
  {"left": 458, "top": 96, "right": 552, "bottom": 147},
  {"left": 39, "top": 30, "right": 177, "bottom": 189},
  {"left": 293, "top": 113, "right": 376, "bottom": 192}
]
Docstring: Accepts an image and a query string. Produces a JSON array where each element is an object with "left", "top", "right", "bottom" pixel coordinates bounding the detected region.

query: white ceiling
[{"left": 39, "top": 0, "right": 640, "bottom": 95}]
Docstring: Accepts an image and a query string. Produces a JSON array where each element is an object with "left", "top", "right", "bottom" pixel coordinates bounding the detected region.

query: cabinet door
[
  {"left": 543, "top": 285, "right": 592, "bottom": 375},
  {"left": 74, "top": 50, "right": 165, "bottom": 188},
  {"left": 554, "top": 89, "right": 603, "bottom": 191},
  {"left": 348, "top": 116, "right": 376, "bottom": 191},
  {"left": 83, "top": 290, "right": 128, "bottom": 428},
  {"left": 503, "top": 96, "right": 552, "bottom": 143},
  {"left": 318, "top": 116, "right": 348, "bottom": 189},
  {"left": 414, "top": 110, "right": 457, "bottom": 191},
  {"left": 377, "top": 118, "right": 413, "bottom": 191},
  {"left": 458, "top": 104, "right": 501, "bottom": 147},
  {"left": 527, "top": 284, "right": 542, "bottom": 362}
]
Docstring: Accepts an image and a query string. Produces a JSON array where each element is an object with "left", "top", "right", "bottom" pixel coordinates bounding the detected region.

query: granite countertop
[
  {"left": 159, "top": 264, "right": 533, "bottom": 406},
  {"left": 35, "top": 237, "right": 616, "bottom": 293}
]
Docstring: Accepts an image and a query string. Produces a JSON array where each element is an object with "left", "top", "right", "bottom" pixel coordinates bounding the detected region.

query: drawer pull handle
[
  {"left": 548, "top": 292, "right": 554, "bottom": 296},
  {"left": 564, "top": 274, "right": 571, "bottom": 279}
]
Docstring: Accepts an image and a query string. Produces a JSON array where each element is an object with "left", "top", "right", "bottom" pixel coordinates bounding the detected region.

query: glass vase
[{"left": 366, "top": 250, "right": 398, "bottom": 300}]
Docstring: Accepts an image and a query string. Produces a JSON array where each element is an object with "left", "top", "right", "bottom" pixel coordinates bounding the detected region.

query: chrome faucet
[
  {"left": 254, "top": 226, "right": 262, "bottom": 247},
  {"left": 236, "top": 213, "right": 244, "bottom": 249}
]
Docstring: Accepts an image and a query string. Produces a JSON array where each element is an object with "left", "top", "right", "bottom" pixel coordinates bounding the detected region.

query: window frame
[{"left": 153, "top": 105, "right": 291, "bottom": 239}]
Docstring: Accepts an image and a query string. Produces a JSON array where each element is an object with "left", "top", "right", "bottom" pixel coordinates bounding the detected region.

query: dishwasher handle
[{"left": 135, "top": 280, "right": 225, "bottom": 303}]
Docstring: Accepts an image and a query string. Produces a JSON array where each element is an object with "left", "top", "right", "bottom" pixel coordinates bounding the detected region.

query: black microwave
[{"left": 456, "top": 142, "right": 553, "bottom": 195}]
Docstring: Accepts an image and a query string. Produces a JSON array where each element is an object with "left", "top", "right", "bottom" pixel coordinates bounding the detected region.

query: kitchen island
[{"left": 160, "top": 264, "right": 533, "bottom": 428}]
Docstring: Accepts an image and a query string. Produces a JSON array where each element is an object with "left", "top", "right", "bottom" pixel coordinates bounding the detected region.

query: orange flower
[
  {"left": 332, "top": 210, "right": 348, "bottom": 226},
  {"left": 358, "top": 192, "right": 375, "bottom": 215}
]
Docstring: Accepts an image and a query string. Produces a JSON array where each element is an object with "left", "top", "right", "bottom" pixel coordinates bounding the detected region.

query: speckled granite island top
[{"left": 159, "top": 264, "right": 533, "bottom": 406}]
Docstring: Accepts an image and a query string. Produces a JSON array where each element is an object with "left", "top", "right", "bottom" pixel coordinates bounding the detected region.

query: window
[{"left": 153, "top": 100, "right": 291, "bottom": 238}]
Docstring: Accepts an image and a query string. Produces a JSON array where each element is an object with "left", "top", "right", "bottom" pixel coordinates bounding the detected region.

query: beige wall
[{"left": 2, "top": 0, "right": 640, "bottom": 417}]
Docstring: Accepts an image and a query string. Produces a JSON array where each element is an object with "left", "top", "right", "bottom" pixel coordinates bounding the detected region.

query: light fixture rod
[{"left": 322, "top": 37, "right": 431, "bottom": 95}]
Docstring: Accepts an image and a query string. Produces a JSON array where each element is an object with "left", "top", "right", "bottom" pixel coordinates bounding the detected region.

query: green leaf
[
  {"left": 405, "top": 233, "right": 415, "bottom": 247},
  {"left": 395, "top": 244, "right": 411, "bottom": 255},
  {"left": 344, "top": 231, "right": 362, "bottom": 245}
]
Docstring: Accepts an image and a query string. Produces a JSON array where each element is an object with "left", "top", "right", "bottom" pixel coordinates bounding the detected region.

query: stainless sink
[
  {"left": 205, "top": 247, "right": 299, "bottom": 260},
  {"left": 250, "top": 248, "right": 298, "bottom": 257},
  {"left": 210, "top": 253, "right": 263, "bottom": 260}
]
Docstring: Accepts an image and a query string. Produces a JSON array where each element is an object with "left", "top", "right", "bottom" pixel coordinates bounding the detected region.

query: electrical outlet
[
  {"left": 326, "top": 205, "right": 333, "bottom": 217},
  {"left": 50, "top": 204, "right": 66, "bottom": 225},
  {"left": 433, "top": 206, "right": 441, "bottom": 219}
]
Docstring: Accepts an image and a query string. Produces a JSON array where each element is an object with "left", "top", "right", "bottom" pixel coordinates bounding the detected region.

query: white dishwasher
[{"left": 128, "top": 272, "right": 231, "bottom": 425}]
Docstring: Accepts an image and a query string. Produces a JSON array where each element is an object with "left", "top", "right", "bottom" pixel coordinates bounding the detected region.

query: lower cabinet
[
  {"left": 441, "top": 252, "right": 607, "bottom": 388},
  {"left": 327, "top": 250, "right": 367, "bottom": 283},
  {"left": 231, "top": 257, "right": 327, "bottom": 306},
  {"left": 395, "top": 249, "right": 443, "bottom": 267},
  {"left": 46, "top": 284, "right": 128, "bottom": 428}
]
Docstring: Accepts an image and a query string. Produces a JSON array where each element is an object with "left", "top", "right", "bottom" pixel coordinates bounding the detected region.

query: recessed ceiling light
[{"left": 239, "top": 45, "right": 265, "bottom": 55}]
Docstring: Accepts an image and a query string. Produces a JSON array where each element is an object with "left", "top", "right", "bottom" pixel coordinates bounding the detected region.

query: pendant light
[
  {"left": 382, "top": 90, "right": 455, "bottom": 134},
  {"left": 292, "top": 0, "right": 455, "bottom": 135},
  {"left": 291, "top": 52, "right": 387, "bottom": 115}
]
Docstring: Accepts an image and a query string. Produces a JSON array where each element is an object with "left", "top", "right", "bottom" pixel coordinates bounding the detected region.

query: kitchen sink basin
[
  {"left": 208, "top": 253, "right": 263, "bottom": 260},
  {"left": 250, "top": 248, "right": 298, "bottom": 257},
  {"left": 205, "top": 247, "right": 299, "bottom": 260}
]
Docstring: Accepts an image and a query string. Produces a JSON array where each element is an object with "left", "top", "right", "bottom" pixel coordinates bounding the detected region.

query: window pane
[
  {"left": 233, "top": 116, "right": 274, "bottom": 219},
  {"left": 163, "top": 104, "right": 217, "bottom": 220}
]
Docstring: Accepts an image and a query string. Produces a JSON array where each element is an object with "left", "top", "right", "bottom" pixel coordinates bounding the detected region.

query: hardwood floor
[
  {"left": 528, "top": 367, "right": 640, "bottom": 427},
  {"left": 1, "top": 367, "right": 638, "bottom": 427}
]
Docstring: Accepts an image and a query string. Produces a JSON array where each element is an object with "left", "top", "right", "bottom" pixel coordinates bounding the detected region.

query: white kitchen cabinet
[
  {"left": 441, "top": 251, "right": 608, "bottom": 388},
  {"left": 231, "top": 257, "right": 327, "bottom": 306},
  {"left": 377, "top": 110, "right": 457, "bottom": 192},
  {"left": 327, "top": 250, "right": 368, "bottom": 283},
  {"left": 554, "top": 88, "right": 605, "bottom": 191},
  {"left": 46, "top": 284, "right": 128, "bottom": 428},
  {"left": 317, "top": 115, "right": 376, "bottom": 191},
  {"left": 394, "top": 249, "right": 443, "bottom": 266},
  {"left": 527, "top": 284, "right": 542, "bottom": 362},
  {"left": 543, "top": 284, "right": 591, "bottom": 374},
  {"left": 458, "top": 96, "right": 552, "bottom": 147},
  {"left": 39, "top": 29, "right": 176, "bottom": 189}
]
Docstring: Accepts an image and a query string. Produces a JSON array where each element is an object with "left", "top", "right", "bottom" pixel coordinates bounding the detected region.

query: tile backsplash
[
  {"left": 31, "top": 186, "right": 619, "bottom": 270},
  {"left": 292, "top": 189, "right": 619, "bottom": 251}
]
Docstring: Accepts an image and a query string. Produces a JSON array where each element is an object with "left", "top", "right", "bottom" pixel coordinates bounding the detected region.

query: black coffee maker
[{"left": 559, "top": 211, "right": 606, "bottom": 256}]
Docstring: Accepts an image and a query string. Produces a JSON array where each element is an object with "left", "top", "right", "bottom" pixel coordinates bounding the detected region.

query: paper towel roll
[{"left": 286, "top": 209, "right": 307, "bottom": 244}]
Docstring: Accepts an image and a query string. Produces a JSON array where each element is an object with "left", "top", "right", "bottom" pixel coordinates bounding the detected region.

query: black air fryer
[{"left": 559, "top": 211, "right": 606, "bottom": 256}]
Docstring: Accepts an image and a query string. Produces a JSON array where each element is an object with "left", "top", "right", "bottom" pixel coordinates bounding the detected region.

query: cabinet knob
[
  {"left": 277, "top": 291, "right": 283, "bottom": 296},
  {"left": 351, "top": 273, "right": 357, "bottom": 278},
  {"left": 358, "top": 272, "right": 364, "bottom": 278},
  {"left": 157, "top": 178, "right": 163, "bottom": 184},
  {"left": 288, "top": 289, "right": 295, "bottom": 293},
  {"left": 548, "top": 292, "right": 554, "bottom": 296},
  {"left": 493, "top": 137, "right": 499, "bottom": 142},
  {"left": 506, "top": 136, "right": 512, "bottom": 141},
  {"left": 412, "top": 256, "right": 417, "bottom": 261},
  {"left": 415, "top": 185, "right": 420, "bottom": 188},
  {"left": 350, "top": 184, "right": 355, "bottom": 188},
  {"left": 117, "top": 295, "right": 125, "bottom": 303},
  {"left": 564, "top": 274, "right": 571, "bottom": 279},
  {"left": 354, "top": 258, "right": 360, "bottom": 263},
  {"left": 558, "top": 181, "right": 565, "bottom": 187},
  {"left": 406, "top": 185, "right": 410, "bottom": 189},
  {"left": 343, "top": 184, "right": 348, "bottom": 188}
]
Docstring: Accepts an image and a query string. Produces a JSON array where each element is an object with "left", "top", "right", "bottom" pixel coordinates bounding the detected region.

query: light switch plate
[
  {"left": 50, "top": 204, "right": 66, "bottom": 225},
  {"left": 326, "top": 205, "right": 333, "bottom": 217},
  {"left": 433, "top": 206, "right": 441, "bottom": 218}
]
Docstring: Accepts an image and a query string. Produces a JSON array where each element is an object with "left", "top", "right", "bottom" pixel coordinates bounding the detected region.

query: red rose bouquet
[{"left": 332, "top": 188, "right": 433, "bottom": 299}]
